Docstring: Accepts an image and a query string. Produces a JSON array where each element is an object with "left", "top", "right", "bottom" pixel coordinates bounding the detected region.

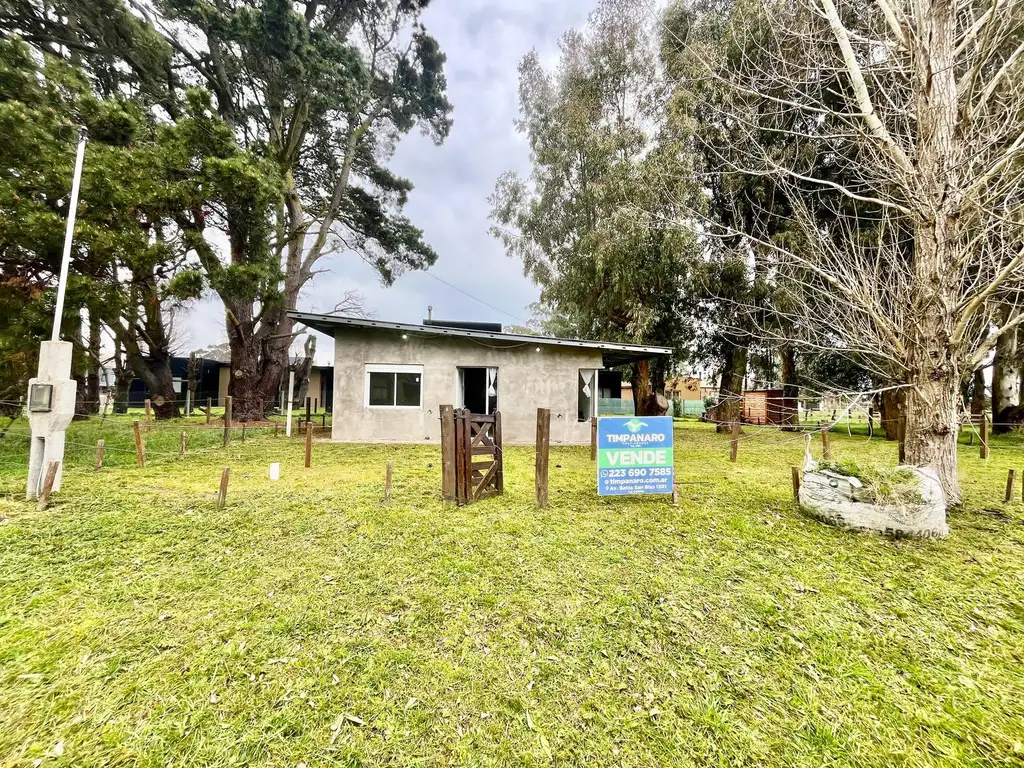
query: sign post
[{"left": 597, "top": 416, "right": 674, "bottom": 496}]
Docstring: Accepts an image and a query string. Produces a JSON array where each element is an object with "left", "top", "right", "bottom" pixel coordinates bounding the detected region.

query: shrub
[{"left": 818, "top": 460, "right": 926, "bottom": 506}]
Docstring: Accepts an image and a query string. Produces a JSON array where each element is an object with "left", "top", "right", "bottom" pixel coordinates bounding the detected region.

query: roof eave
[{"left": 288, "top": 311, "right": 671, "bottom": 364}]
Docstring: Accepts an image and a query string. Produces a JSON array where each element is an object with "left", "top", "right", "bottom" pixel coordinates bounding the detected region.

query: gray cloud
[{"left": 181, "top": 0, "right": 594, "bottom": 365}]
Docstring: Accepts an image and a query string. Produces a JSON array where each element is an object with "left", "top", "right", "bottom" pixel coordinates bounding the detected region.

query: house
[
  {"left": 742, "top": 388, "right": 790, "bottom": 425},
  {"left": 288, "top": 312, "right": 672, "bottom": 444},
  {"left": 665, "top": 376, "right": 703, "bottom": 401},
  {"left": 127, "top": 354, "right": 334, "bottom": 412}
]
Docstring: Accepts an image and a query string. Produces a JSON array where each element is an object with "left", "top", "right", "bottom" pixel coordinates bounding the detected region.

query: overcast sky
[{"left": 179, "top": 0, "right": 594, "bottom": 365}]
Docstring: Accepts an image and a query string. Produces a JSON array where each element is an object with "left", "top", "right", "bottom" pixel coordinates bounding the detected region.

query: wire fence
[{"left": 0, "top": 405, "right": 329, "bottom": 481}]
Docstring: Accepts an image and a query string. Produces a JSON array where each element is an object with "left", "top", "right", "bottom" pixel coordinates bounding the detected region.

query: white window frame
[{"left": 364, "top": 364, "right": 424, "bottom": 409}]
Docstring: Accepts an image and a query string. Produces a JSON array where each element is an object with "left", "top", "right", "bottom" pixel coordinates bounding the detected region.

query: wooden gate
[{"left": 441, "top": 407, "right": 503, "bottom": 505}]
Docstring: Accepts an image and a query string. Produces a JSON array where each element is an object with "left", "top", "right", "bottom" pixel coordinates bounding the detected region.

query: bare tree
[{"left": 673, "top": 0, "right": 1024, "bottom": 504}]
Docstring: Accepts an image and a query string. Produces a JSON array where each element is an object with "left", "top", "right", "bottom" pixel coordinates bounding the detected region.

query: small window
[{"left": 365, "top": 364, "right": 423, "bottom": 408}]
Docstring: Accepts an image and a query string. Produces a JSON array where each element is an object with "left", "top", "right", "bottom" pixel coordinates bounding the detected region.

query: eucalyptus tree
[
  {"left": 490, "top": 0, "right": 700, "bottom": 414},
  {"left": 150, "top": 0, "right": 453, "bottom": 418}
]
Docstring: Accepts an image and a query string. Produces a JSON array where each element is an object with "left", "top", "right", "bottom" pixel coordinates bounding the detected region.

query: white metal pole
[
  {"left": 285, "top": 370, "right": 295, "bottom": 437},
  {"left": 51, "top": 129, "right": 88, "bottom": 342}
]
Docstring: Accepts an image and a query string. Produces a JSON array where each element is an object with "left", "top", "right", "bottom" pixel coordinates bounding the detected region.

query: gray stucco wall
[{"left": 331, "top": 327, "right": 603, "bottom": 444}]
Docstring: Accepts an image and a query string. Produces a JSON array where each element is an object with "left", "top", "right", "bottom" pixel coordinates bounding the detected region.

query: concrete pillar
[{"left": 26, "top": 341, "right": 77, "bottom": 499}]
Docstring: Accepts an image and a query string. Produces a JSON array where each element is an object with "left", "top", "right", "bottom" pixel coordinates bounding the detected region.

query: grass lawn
[{"left": 1, "top": 418, "right": 1023, "bottom": 767}]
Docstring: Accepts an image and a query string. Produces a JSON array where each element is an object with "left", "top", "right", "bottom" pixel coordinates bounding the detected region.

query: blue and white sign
[{"left": 597, "top": 416, "right": 674, "bottom": 496}]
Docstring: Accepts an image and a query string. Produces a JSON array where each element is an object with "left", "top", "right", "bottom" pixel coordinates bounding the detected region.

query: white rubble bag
[{"left": 797, "top": 437, "right": 948, "bottom": 538}]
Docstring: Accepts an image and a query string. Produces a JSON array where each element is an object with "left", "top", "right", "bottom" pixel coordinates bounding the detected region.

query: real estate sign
[{"left": 597, "top": 416, "right": 674, "bottom": 496}]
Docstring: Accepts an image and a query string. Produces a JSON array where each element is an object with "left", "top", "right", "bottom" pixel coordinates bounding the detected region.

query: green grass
[{"left": 1, "top": 418, "right": 1023, "bottom": 767}]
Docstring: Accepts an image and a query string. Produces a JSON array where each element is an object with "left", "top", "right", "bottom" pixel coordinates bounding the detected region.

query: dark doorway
[{"left": 460, "top": 367, "right": 487, "bottom": 414}]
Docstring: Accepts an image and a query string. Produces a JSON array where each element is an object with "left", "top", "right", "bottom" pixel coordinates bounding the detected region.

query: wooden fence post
[
  {"left": 37, "top": 461, "right": 60, "bottom": 511},
  {"left": 1004, "top": 469, "right": 1016, "bottom": 503},
  {"left": 821, "top": 429, "right": 832, "bottom": 461},
  {"left": 791, "top": 466, "right": 801, "bottom": 499},
  {"left": 461, "top": 412, "right": 473, "bottom": 504},
  {"left": 980, "top": 415, "right": 990, "bottom": 460},
  {"left": 223, "top": 396, "right": 233, "bottom": 447},
  {"left": 440, "top": 404, "right": 456, "bottom": 501},
  {"left": 95, "top": 439, "right": 104, "bottom": 471},
  {"left": 217, "top": 466, "right": 230, "bottom": 510},
  {"left": 145, "top": 398, "right": 152, "bottom": 426},
  {"left": 494, "top": 410, "right": 504, "bottom": 494},
  {"left": 206, "top": 398, "right": 212, "bottom": 424},
  {"left": 133, "top": 420, "right": 146, "bottom": 467},
  {"left": 385, "top": 461, "right": 393, "bottom": 502},
  {"left": 241, "top": 422, "right": 247, "bottom": 442},
  {"left": 729, "top": 421, "right": 740, "bottom": 462},
  {"left": 179, "top": 431, "right": 187, "bottom": 457},
  {"left": 305, "top": 423, "right": 312, "bottom": 468},
  {"left": 535, "top": 408, "right": 550, "bottom": 507},
  {"left": 590, "top": 417, "right": 598, "bottom": 461}
]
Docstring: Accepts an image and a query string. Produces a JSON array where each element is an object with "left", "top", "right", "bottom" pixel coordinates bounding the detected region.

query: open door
[{"left": 457, "top": 367, "right": 498, "bottom": 414}]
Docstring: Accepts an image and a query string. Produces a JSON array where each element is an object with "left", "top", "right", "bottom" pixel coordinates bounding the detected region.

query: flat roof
[{"left": 288, "top": 312, "right": 672, "bottom": 367}]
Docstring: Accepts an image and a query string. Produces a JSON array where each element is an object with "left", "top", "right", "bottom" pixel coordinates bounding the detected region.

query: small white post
[
  {"left": 185, "top": 388, "right": 192, "bottom": 417},
  {"left": 285, "top": 369, "right": 295, "bottom": 437},
  {"left": 51, "top": 129, "right": 88, "bottom": 342}
]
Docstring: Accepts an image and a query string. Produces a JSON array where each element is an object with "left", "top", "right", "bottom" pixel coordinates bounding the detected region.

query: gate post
[
  {"left": 494, "top": 410, "right": 504, "bottom": 494},
  {"left": 440, "top": 404, "right": 455, "bottom": 501}
]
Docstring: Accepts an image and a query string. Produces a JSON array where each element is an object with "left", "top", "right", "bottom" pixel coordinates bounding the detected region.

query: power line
[{"left": 419, "top": 270, "right": 530, "bottom": 325}]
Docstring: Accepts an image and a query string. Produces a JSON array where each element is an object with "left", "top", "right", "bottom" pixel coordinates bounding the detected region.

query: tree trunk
[
  {"left": 84, "top": 306, "right": 101, "bottom": 415},
  {"left": 631, "top": 359, "right": 653, "bottom": 415},
  {"left": 715, "top": 338, "right": 747, "bottom": 432},
  {"left": 779, "top": 343, "right": 799, "bottom": 431},
  {"left": 900, "top": 0, "right": 961, "bottom": 505},
  {"left": 969, "top": 367, "right": 986, "bottom": 415},
  {"left": 992, "top": 305, "right": 1019, "bottom": 434},
  {"left": 293, "top": 335, "right": 316, "bottom": 410},
  {"left": 880, "top": 388, "right": 904, "bottom": 441},
  {"left": 126, "top": 353, "right": 179, "bottom": 419},
  {"left": 112, "top": 341, "right": 131, "bottom": 414}
]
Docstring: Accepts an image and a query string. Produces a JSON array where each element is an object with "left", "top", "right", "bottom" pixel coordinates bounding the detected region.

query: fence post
[
  {"left": 462, "top": 412, "right": 473, "bottom": 504},
  {"left": 305, "top": 423, "right": 312, "bottom": 468},
  {"left": 223, "top": 396, "right": 232, "bottom": 447},
  {"left": 206, "top": 398, "right": 212, "bottom": 424},
  {"left": 145, "top": 398, "right": 152, "bottom": 426},
  {"left": 1004, "top": 469, "right": 1016, "bottom": 503},
  {"left": 180, "top": 431, "right": 187, "bottom": 457},
  {"left": 95, "top": 439, "right": 104, "bottom": 471},
  {"left": 792, "top": 466, "right": 801, "bottom": 500},
  {"left": 217, "top": 466, "right": 230, "bottom": 510},
  {"left": 821, "top": 429, "right": 832, "bottom": 461},
  {"left": 729, "top": 421, "right": 740, "bottom": 462},
  {"left": 590, "top": 416, "right": 598, "bottom": 461},
  {"left": 133, "top": 420, "right": 146, "bottom": 467},
  {"left": 494, "top": 410, "right": 504, "bottom": 494},
  {"left": 37, "top": 461, "right": 60, "bottom": 511},
  {"left": 535, "top": 408, "right": 550, "bottom": 507},
  {"left": 385, "top": 461, "right": 393, "bottom": 502},
  {"left": 440, "top": 404, "right": 455, "bottom": 501},
  {"left": 185, "top": 389, "right": 192, "bottom": 417},
  {"left": 241, "top": 421, "right": 247, "bottom": 442},
  {"left": 980, "top": 414, "right": 990, "bottom": 460},
  {"left": 867, "top": 407, "right": 874, "bottom": 438}
]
